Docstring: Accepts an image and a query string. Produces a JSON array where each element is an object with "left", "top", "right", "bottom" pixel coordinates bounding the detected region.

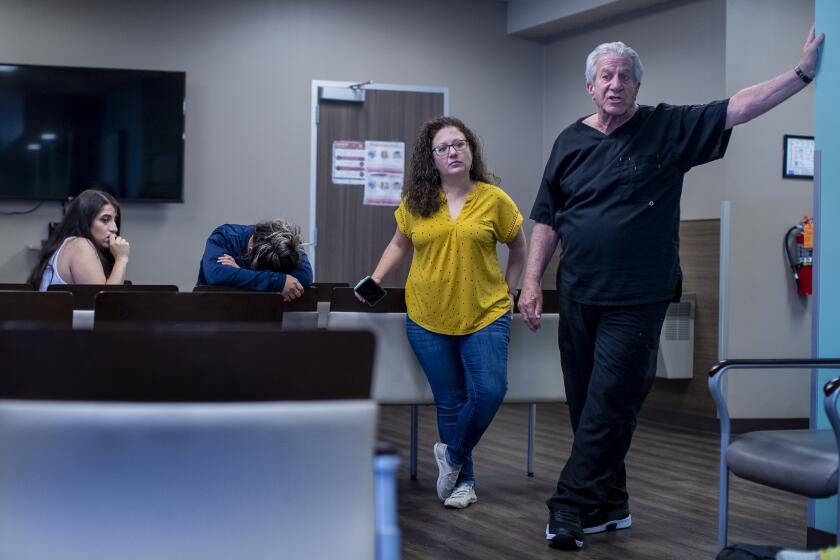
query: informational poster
[
  {"left": 363, "top": 140, "right": 404, "bottom": 206},
  {"left": 331, "top": 141, "right": 366, "bottom": 185}
]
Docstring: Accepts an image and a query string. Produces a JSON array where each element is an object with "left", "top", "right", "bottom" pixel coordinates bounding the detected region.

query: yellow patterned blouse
[{"left": 395, "top": 182, "right": 523, "bottom": 335}]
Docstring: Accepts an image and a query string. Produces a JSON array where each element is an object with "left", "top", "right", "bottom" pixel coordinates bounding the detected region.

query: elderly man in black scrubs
[{"left": 519, "top": 26, "right": 824, "bottom": 550}]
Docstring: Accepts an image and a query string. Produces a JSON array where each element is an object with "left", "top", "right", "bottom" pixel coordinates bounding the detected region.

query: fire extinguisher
[{"left": 784, "top": 217, "right": 814, "bottom": 296}]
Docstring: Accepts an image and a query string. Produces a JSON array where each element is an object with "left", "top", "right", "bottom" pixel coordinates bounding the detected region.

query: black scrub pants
[{"left": 546, "top": 293, "right": 670, "bottom": 516}]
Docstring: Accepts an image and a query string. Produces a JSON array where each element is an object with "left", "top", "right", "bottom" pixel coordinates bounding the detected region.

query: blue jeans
[{"left": 406, "top": 314, "right": 510, "bottom": 486}]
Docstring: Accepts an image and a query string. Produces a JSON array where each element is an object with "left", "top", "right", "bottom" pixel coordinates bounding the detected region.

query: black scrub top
[{"left": 530, "top": 100, "right": 732, "bottom": 306}]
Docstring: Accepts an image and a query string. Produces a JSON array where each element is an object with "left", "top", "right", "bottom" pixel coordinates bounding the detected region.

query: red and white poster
[
  {"left": 363, "top": 140, "right": 404, "bottom": 206},
  {"left": 331, "top": 140, "right": 365, "bottom": 185}
]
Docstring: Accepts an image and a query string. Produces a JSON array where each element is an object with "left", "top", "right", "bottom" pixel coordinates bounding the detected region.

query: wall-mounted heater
[{"left": 656, "top": 294, "right": 696, "bottom": 379}]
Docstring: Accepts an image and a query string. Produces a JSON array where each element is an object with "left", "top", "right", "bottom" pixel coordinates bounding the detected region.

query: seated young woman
[{"left": 28, "top": 189, "right": 130, "bottom": 290}]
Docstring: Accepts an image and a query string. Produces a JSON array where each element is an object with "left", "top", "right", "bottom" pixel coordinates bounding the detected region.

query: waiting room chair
[
  {"left": 93, "top": 291, "right": 284, "bottom": 328},
  {"left": 0, "top": 291, "right": 73, "bottom": 327},
  {"left": 0, "top": 328, "right": 397, "bottom": 560},
  {"left": 511, "top": 290, "right": 566, "bottom": 475},
  {"left": 48, "top": 284, "right": 179, "bottom": 329},
  {"left": 0, "top": 283, "right": 34, "bottom": 290},
  {"left": 327, "top": 287, "right": 430, "bottom": 478},
  {"left": 709, "top": 359, "right": 840, "bottom": 550},
  {"left": 48, "top": 283, "right": 178, "bottom": 309},
  {"left": 193, "top": 283, "right": 338, "bottom": 329}
]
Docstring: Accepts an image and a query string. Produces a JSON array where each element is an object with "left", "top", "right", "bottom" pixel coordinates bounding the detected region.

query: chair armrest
[
  {"left": 823, "top": 377, "right": 840, "bottom": 449},
  {"left": 824, "top": 377, "right": 840, "bottom": 397},
  {"left": 707, "top": 359, "right": 840, "bottom": 441}
]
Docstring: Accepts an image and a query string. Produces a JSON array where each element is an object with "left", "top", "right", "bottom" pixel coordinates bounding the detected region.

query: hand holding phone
[{"left": 354, "top": 275, "right": 387, "bottom": 307}]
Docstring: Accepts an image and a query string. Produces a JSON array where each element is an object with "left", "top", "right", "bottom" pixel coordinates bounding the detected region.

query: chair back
[
  {"left": 0, "top": 291, "right": 73, "bottom": 327},
  {"left": 0, "top": 283, "right": 34, "bottom": 290},
  {"left": 328, "top": 288, "right": 431, "bottom": 404},
  {"left": 508, "top": 290, "right": 565, "bottom": 402},
  {"left": 48, "top": 284, "right": 178, "bottom": 309},
  {"left": 311, "top": 282, "right": 349, "bottom": 302},
  {"left": 0, "top": 400, "right": 377, "bottom": 560},
  {"left": 94, "top": 292, "right": 284, "bottom": 328},
  {"left": 192, "top": 284, "right": 246, "bottom": 292},
  {"left": 193, "top": 286, "right": 323, "bottom": 330},
  {"left": 0, "top": 328, "right": 376, "bottom": 560}
]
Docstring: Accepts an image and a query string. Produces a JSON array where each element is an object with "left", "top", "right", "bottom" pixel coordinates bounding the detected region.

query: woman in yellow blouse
[{"left": 365, "top": 116, "right": 527, "bottom": 508}]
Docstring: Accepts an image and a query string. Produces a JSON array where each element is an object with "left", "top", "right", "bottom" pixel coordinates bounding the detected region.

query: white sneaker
[
  {"left": 444, "top": 483, "right": 477, "bottom": 509},
  {"left": 776, "top": 546, "right": 840, "bottom": 560},
  {"left": 433, "top": 442, "right": 461, "bottom": 501}
]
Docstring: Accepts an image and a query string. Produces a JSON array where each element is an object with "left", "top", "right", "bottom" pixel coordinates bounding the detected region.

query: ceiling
[{"left": 504, "top": 0, "right": 680, "bottom": 40}]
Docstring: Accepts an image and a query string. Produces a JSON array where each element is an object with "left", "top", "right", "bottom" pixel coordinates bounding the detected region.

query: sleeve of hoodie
[{"left": 200, "top": 226, "right": 313, "bottom": 291}]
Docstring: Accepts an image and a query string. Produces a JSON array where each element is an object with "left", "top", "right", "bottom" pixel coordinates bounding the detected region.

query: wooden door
[{"left": 314, "top": 87, "right": 444, "bottom": 285}]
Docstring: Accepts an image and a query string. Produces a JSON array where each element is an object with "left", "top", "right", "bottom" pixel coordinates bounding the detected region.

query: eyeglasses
[{"left": 431, "top": 139, "right": 469, "bottom": 158}]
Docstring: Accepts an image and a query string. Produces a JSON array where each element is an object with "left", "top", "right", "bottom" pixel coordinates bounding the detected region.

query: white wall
[
  {"left": 0, "top": 0, "right": 544, "bottom": 288},
  {"left": 722, "top": 0, "right": 814, "bottom": 418}
]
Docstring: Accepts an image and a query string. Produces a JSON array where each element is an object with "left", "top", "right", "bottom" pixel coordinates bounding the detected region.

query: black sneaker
[
  {"left": 582, "top": 504, "right": 632, "bottom": 535},
  {"left": 545, "top": 510, "right": 584, "bottom": 549}
]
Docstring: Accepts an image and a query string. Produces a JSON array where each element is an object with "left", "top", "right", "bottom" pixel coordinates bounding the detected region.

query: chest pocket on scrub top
[{"left": 614, "top": 153, "right": 666, "bottom": 203}]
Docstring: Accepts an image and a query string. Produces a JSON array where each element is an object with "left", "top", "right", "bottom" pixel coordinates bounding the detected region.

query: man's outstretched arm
[{"left": 726, "top": 24, "right": 824, "bottom": 130}]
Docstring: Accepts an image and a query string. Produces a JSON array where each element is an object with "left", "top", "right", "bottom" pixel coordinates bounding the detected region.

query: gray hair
[
  {"left": 248, "top": 219, "right": 303, "bottom": 272},
  {"left": 585, "top": 41, "right": 643, "bottom": 86}
]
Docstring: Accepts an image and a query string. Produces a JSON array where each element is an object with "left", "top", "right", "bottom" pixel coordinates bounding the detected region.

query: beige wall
[
  {"left": 722, "top": 0, "right": 814, "bottom": 418},
  {"left": 0, "top": 0, "right": 544, "bottom": 288}
]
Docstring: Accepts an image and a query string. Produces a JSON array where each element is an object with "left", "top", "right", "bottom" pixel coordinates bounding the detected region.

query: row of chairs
[
  {"left": 6, "top": 283, "right": 840, "bottom": 549},
  {"left": 0, "top": 281, "right": 347, "bottom": 306},
  {"left": 0, "top": 283, "right": 345, "bottom": 328},
  {"left": 0, "top": 284, "right": 566, "bottom": 478}
]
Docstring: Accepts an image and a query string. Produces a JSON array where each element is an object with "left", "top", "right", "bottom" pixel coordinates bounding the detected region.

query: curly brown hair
[{"left": 404, "top": 116, "right": 499, "bottom": 218}]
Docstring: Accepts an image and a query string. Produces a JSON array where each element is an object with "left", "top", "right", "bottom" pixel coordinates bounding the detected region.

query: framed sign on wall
[{"left": 783, "top": 134, "right": 815, "bottom": 179}]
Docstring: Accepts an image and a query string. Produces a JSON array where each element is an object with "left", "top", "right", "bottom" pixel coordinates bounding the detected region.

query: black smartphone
[{"left": 354, "top": 276, "right": 387, "bottom": 307}]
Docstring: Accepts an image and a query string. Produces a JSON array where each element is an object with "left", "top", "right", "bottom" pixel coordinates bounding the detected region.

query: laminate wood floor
[{"left": 378, "top": 403, "right": 808, "bottom": 560}]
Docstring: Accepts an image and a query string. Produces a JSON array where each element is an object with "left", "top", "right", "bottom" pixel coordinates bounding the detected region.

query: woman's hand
[
  {"left": 217, "top": 254, "right": 240, "bottom": 268},
  {"left": 108, "top": 234, "right": 130, "bottom": 261}
]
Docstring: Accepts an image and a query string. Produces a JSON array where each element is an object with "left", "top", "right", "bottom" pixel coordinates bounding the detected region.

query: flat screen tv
[{"left": 0, "top": 63, "right": 185, "bottom": 202}]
